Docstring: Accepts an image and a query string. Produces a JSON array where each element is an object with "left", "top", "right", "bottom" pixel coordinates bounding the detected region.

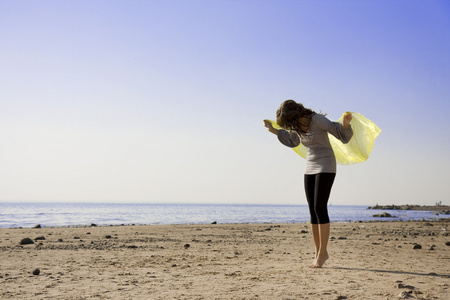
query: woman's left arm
[{"left": 343, "top": 113, "right": 352, "bottom": 129}]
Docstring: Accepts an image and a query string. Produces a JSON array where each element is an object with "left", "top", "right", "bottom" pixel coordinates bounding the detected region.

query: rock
[
  {"left": 20, "top": 238, "right": 34, "bottom": 245},
  {"left": 57, "top": 238, "right": 63, "bottom": 242},
  {"left": 300, "top": 230, "right": 308, "bottom": 234},
  {"left": 32, "top": 268, "right": 40, "bottom": 276},
  {"left": 105, "top": 235, "right": 112, "bottom": 239},
  {"left": 445, "top": 242, "right": 450, "bottom": 246},
  {"left": 211, "top": 221, "right": 217, "bottom": 224},
  {"left": 184, "top": 244, "right": 190, "bottom": 249},
  {"left": 398, "top": 291, "right": 412, "bottom": 299},
  {"left": 372, "top": 212, "right": 396, "bottom": 218},
  {"left": 74, "top": 237, "right": 80, "bottom": 240},
  {"left": 33, "top": 224, "right": 42, "bottom": 229},
  {"left": 90, "top": 223, "right": 97, "bottom": 227},
  {"left": 413, "top": 244, "right": 422, "bottom": 249},
  {"left": 398, "top": 283, "right": 415, "bottom": 289},
  {"left": 338, "top": 236, "right": 347, "bottom": 240},
  {"left": 34, "top": 236, "right": 46, "bottom": 241}
]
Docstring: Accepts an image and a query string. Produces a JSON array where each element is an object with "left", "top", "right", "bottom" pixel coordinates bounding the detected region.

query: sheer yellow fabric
[{"left": 268, "top": 112, "right": 381, "bottom": 164}]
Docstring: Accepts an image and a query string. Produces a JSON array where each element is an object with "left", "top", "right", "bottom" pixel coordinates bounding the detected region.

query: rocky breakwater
[{"left": 368, "top": 204, "right": 450, "bottom": 215}]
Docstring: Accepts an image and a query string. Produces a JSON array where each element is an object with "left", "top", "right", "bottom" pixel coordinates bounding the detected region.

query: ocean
[{"left": 0, "top": 202, "right": 448, "bottom": 228}]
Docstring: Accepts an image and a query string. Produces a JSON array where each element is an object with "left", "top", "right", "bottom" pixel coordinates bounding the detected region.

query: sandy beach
[{"left": 1, "top": 220, "right": 449, "bottom": 299}]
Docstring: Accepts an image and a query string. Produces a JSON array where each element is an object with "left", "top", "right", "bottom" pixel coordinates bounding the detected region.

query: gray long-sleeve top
[{"left": 277, "top": 113, "right": 353, "bottom": 174}]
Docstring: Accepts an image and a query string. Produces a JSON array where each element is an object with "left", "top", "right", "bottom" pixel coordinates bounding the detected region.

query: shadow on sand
[{"left": 331, "top": 267, "right": 450, "bottom": 278}]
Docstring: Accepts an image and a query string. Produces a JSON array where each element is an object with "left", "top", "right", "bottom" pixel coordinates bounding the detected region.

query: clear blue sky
[{"left": 1, "top": 0, "right": 449, "bottom": 205}]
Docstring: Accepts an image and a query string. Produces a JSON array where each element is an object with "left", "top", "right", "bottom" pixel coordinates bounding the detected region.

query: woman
[{"left": 263, "top": 100, "right": 353, "bottom": 268}]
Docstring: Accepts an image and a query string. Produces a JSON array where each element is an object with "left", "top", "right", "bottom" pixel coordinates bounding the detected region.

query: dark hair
[{"left": 276, "top": 100, "right": 314, "bottom": 133}]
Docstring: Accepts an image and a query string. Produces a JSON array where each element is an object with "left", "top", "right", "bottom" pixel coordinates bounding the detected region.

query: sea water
[{"left": 0, "top": 202, "right": 448, "bottom": 228}]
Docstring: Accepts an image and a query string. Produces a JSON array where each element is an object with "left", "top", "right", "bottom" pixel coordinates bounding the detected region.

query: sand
[{"left": 1, "top": 220, "right": 449, "bottom": 299}]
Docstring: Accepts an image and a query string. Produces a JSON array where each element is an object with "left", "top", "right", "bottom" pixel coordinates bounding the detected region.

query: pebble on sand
[
  {"left": 20, "top": 238, "right": 34, "bottom": 245},
  {"left": 32, "top": 268, "right": 40, "bottom": 276},
  {"left": 398, "top": 291, "right": 413, "bottom": 299}
]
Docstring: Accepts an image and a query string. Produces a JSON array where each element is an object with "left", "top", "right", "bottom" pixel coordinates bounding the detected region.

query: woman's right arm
[{"left": 263, "top": 120, "right": 279, "bottom": 135}]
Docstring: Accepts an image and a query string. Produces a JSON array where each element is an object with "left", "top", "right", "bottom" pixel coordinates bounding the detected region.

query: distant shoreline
[{"left": 367, "top": 204, "right": 450, "bottom": 213}]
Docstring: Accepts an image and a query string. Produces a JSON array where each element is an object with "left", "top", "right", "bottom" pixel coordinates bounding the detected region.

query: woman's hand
[
  {"left": 343, "top": 112, "right": 352, "bottom": 129},
  {"left": 263, "top": 119, "right": 278, "bottom": 135}
]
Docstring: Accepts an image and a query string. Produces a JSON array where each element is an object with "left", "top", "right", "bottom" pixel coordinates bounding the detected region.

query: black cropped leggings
[{"left": 304, "top": 173, "right": 336, "bottom": 224}]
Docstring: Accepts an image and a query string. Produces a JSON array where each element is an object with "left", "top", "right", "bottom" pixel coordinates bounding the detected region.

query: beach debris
[
  {"left": 34, "top": 236, "right": 46, "bottom": 241},
  {"left": 372, "top": 212, "right": 396, "bottom": 218},
  {"left": 184, "top": 243, "right": 190, "bottom": 249},
  {"left": 20, "top": 238, "right": 34, "bottom": 245},
  {"left": 90, "top": 223, "right": 97, "bottom": 227},
  {"left": 211, "top": 221, "right": 217, "bottom": 224},
  {"left": 33, "top": 224, "right": 42, "bottom": 229},
  {"left": 32, "top": 268, "right": 40, "bottom": 276},
  {"left": 74, "top": 236, "right": 80, "bottom": 239},
  {"left": 412, "top": 244, "right": 422, "bottom": 249}
]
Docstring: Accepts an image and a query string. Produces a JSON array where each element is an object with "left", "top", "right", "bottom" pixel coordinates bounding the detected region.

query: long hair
[{"left": 276, "top": 100, "right": 314, "bottom": 134}]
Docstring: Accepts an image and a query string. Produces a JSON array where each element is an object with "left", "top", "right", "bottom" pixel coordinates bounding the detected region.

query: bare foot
[{"left": 309, "top": 252, "right": 328, "bottom": 268}]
